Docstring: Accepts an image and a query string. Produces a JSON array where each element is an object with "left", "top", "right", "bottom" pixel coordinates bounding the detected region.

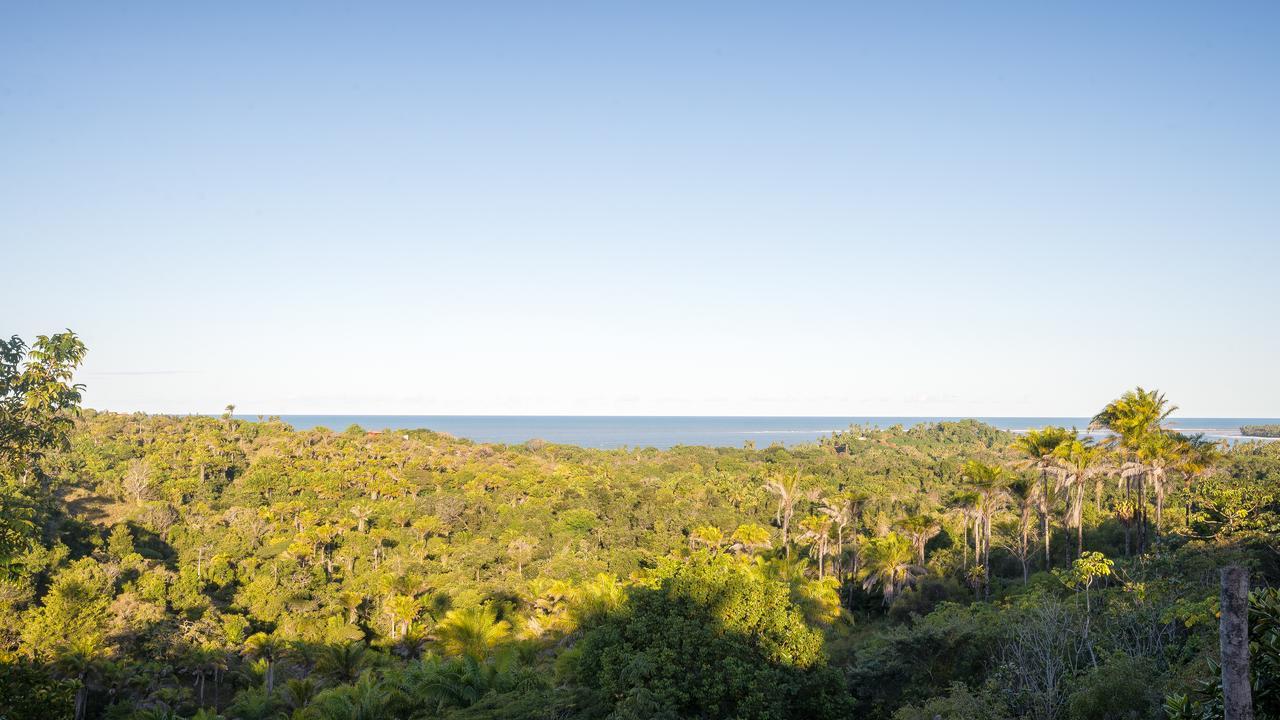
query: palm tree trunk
[{"left": 1041, "top": 469, "right": 1051, "bottom": 570}]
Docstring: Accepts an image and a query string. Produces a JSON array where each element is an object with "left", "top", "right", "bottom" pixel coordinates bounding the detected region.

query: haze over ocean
[{"left": 236, "top": 415, "right": 1280, "bottom": 449}]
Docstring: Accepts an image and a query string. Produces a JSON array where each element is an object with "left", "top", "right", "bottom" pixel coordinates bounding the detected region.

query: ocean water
[{"left": 235, "top": 415, "right": 1280, "bottom": 450}]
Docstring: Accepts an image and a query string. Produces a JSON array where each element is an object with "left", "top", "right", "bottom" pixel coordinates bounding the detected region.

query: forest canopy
[{"left": 1, "top": 332, "right": 1278, "bottom": 720}]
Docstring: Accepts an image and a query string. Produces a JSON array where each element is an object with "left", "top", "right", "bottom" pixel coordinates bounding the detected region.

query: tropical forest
[{"left": 2, "top": 331, "right": 1278, "bottom": 720}]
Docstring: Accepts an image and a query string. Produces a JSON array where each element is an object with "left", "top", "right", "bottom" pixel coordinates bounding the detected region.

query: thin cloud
[{"left": 86, "top": 370, "right": 199, "bottom": 376}]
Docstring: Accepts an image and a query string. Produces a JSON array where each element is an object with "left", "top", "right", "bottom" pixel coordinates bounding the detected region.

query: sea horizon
[{"left": 201, "top": 414, "right": 1280, "bottom": 450}]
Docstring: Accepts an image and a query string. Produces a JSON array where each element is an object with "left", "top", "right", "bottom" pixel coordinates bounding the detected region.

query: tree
[
  {"left": 1091, "top": 387, "right": 1177, "bottom": 554},
  {"left": 317, "top": 642, "right": 370, "bottom": 685},
  {"left": 434, "top": 605, "right": 510, "bottom": 661},
  {"left": 505, "top": 535, "right": 538, "bottom": 575},
  {"left": 689, "top": 524, "right": 726, "bottom": 553},
  {"left": 1054, "top": 437, "right": 1105, "bottom": 557},
  {"left": 860, "top": 532, "right": 925, "bottom": 606},
  {"left": 765, "top": 470, "right": 813, "bottom": 559},
  {"left": 21, "top": 558, "right": 111, "bottom": 660},
  {"left": 729, "top": 522, "right": 773, "bottom": 555},
  {"left": 895, "top": 513, "right": 940, "bottom": 566},
  {"left": 1011, "top": 426, "right": 1073, "bottom": 570},
  {"left": 0, "top": 331, "right": 87, "bottom": 483},
  {"left": 243, "top": 631, "right": 286, "bottom": 694},
  {"left": 963, "top": 460, "right": 1006, "bottom": 595},
  {"left": 798, "top": 514, "right": 834, "bottom": 577},
  {"left": 568, "top": 554, "right": 849, "bottom": 719}
]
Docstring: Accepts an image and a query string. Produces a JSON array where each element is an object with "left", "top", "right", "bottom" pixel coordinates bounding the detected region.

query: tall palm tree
[
  {"left": 860, "top": 532, "right": 925, "bottom": 606},
  {"left": 52, "top": 649, "right": 99, "bottom": 720},
  {"left": 821, "top": 491, "right": 869, "bottom": 582},
  {"left": 1054, "top": 436, "right": 1105, "bottom": 557},
  {"left": 1175, "top": 433, "right": 1222, "bottom": 527},
  {"left": 1091, "top": 387, "right": 1177, "bottom": 553},
  {"left": 764, "top": 470, "right": 813, "bottom": 559},
  {"left": 385, "top": 594, "right": 420, "bottom": 640},
  {"left": 1004, "top": 476, "right": 1036, "bottom": 583},
  {"left": 963, "top": 460, "right": 1007, "bottom": 595},
  {"left": 948, "top": 491, "right": 981, "bottom": 571},
  {"left": 895, "top": 513, "right": 941, "bottom": 566},
  {"left": 798, "top": 514, "right": 834, "bottom": 577},
  {"left": 1011, "top": 426, "right": 1073, "bottom": 569}
]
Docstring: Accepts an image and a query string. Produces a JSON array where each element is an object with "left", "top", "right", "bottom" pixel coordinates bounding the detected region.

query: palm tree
[
  {"left": 349, "top": 504, "right": 372, "bottom": 533},
  {"left": 1091, "top": 387, "right": 1177, "bottom": 553},
  {"left": 820, "top": 491, "right": 869, "bottom": 582},
  {"left": 243, "top": 631, "right": 286, "bottom": 694},
  {"left": 895, "top": 513, "right": 940, "bottom": 566},
  {"left": 434, "top": 605, "right": 511, "bottom": 661},
  {"left": 1175, "top": 434, "right": 1221, "bottom": 527},
  {"left": 798, "top": 514, "right": 834, "bottom": 577},
  {"left": 317, "top": 641, "right": 370, "bottom": 685},
  {"left": 1004, "top": 475, "right": 1036, "bottom": 583},
  {"left": 307, "top": 674, "right": 391, "bottom": 720},
  {"left": 1011, "top": 426, "right": 1073, "bottom": 569},
  {"left": 280, "top": 677, "right": 322, "bottom": 714},
  {"left": 963, "top": 460, "right": 1007, "bottom": 595},
  {"left": 728, "top": 523, "right": 772, "bottom": 555},
  {"left": 385, "top": 594, "right": 420, "bottom": 640},
  {"left": 948, "top": 491, "right": 981, "bottom": 571},
  {"left": 1054, "top": 437, "right": 1105, "bottom": 557},
  {"left": 764, "top": 469, "right": 812, "bottom": 558},
  {"left": 688, "top": 524, "right": 726, "bottom": 553},
  {"left": 52, "top": 649, "right": 99, "bottom": 720},
  {"left": 860, "top": 532, "right": 925, "bottom": 606}
]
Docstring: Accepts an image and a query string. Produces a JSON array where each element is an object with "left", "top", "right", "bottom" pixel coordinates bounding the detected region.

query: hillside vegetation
[{"left": 2, "top": 332, "right": 1279, "bottom": 720}]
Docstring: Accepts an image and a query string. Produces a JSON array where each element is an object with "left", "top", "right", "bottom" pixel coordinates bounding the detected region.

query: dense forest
[
  {"left": 2, "top": 331, "right": 1279, "bottom": 720},
  {"left": 1241, "top": 425, "right": 1280, "bottom": 439}
]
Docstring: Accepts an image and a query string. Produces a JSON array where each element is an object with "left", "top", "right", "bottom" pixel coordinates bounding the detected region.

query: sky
[{"left": 3, "top": 2, "right": 1278, "bottom": 417}]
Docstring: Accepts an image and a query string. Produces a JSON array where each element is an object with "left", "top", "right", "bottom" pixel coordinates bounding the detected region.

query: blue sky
[{"left": 3, "top": 2, "right": 1278, "bottom": 416}]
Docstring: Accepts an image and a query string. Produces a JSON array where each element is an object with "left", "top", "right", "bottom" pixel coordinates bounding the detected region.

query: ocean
[{"left": 233, "top": 415, "right": 1280, "bottom": 450}]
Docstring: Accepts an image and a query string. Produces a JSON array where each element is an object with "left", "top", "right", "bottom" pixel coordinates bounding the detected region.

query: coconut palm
[
  {"left": 1011, "top": 426, "right": 1073, "bottom": 569},
  {"left": 860, "top": 532, "right": 925, "bottom": 606}
]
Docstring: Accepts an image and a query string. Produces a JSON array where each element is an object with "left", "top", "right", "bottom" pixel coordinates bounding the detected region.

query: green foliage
[
  {"left": 1241, "top": 425, "right": 1280, "bottom": 438},
  {"left": 1066, "top": 653, "right": 1163, "bottom": 720},
  {"left": 2, "top": 363, "right": 1278, "bottom": 720},
  {"left": 567, "top": 553, "right": 848, "bottom": 719}
]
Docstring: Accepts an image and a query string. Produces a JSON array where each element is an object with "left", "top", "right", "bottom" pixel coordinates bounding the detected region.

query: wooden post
[{"left": 1220, "top": 565, "right": 1254, "bottom": 720}]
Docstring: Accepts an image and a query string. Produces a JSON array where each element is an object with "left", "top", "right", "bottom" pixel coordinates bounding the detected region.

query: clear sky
[{"left": 3, "top": 2, "right": 1278, "bottom": 417}]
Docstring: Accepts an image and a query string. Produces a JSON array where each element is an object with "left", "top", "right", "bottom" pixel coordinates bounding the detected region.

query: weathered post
[{"left": 1220, "top": 565, "right": 1254, "bottom": 720}]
